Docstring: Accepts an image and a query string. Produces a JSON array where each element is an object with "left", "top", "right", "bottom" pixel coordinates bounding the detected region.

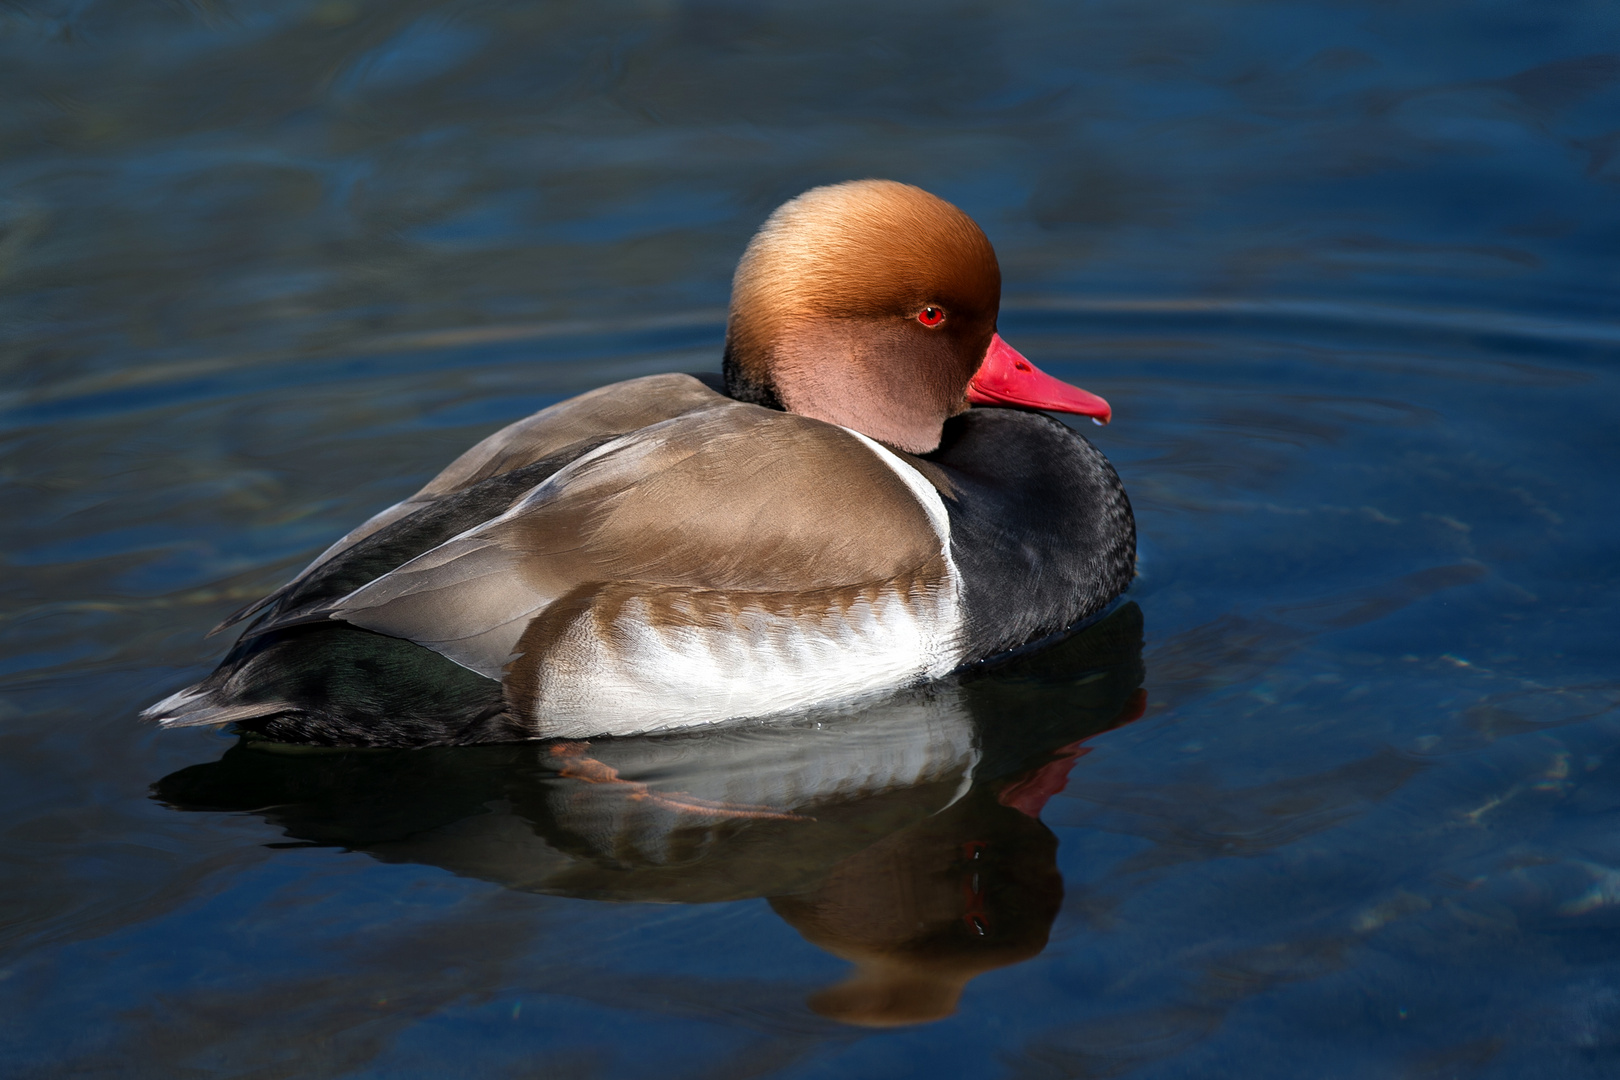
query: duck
[{"left": 142, "top": 179, "right": 1136, "bottom": 746}]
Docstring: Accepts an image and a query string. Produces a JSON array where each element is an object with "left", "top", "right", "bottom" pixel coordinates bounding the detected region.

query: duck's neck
[{"left": 721, "top": 343, "right": 785, "bottom": 410}]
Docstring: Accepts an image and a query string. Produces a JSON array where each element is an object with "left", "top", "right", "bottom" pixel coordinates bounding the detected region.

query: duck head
[{"left": 723, "top": 179, "right": 1111, "bottom": 454}]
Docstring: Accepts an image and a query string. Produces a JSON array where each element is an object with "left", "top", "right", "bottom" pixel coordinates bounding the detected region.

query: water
[{"left": 3, "top": 1, "right": 1619, "bottom": 1075}]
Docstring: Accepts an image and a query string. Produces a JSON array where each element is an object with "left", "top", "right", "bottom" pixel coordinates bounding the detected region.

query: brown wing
[
  {"left": 214, "top": 373, "right": 724, "bottom": 634},
  {"left": 317, "top": 399, "right": 945, "bottom": 678}
]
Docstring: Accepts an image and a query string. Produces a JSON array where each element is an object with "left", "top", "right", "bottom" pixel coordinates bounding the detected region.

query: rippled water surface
[{"left": 4, "top": 2, "right": 1620, "bottom": 1076}]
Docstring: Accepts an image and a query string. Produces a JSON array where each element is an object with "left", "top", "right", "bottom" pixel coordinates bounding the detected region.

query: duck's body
[{"left": 144, "top": 181, "right": 1134, "bottom": 746}]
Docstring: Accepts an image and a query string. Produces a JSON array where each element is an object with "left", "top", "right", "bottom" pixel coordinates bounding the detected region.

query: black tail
[{"left": 142, "top": 623, "right": 522, "bottom": 747}]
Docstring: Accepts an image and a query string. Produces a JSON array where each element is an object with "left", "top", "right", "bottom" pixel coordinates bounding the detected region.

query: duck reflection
[{"left": 154, "top": 603, "right": 1146, "bottom": 1026}]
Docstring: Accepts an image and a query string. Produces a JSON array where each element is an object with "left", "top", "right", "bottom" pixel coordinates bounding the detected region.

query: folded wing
[{"left": 215, "top": 373, "right": 724, "bottom": 634}]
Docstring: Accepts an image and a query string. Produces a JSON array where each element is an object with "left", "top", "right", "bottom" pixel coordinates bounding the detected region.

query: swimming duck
[{"left": 142, "top": 180, "right": 1135, "bottom": 746}]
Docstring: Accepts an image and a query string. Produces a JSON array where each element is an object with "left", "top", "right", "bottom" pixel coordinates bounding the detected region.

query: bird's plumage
[{"left": 143, "top": 180, "right": 1135, "bottom": 745}]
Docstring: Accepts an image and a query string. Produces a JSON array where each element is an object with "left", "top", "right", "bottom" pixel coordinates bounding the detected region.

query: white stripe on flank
[{"left": 840, "top": 428, "right": 965, "bottom": 676}]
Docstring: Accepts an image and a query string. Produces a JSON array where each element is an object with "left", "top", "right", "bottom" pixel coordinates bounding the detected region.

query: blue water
[{"left": 3, "top": 1, "right": 1620, "bottom": 1076}]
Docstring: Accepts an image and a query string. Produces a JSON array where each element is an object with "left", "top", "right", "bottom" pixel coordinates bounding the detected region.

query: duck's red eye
[{"left": 917, "top": 306, "right": 945, "bottom": 327}]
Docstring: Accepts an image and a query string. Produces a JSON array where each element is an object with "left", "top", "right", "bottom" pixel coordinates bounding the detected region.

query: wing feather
[{"left": 318, "top": 401, "right": 946, "bottom": 679}]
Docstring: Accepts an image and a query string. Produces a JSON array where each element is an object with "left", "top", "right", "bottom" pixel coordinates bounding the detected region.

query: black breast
[{"left": 927, "top": 408, "right": 1136, "bottom": 663}]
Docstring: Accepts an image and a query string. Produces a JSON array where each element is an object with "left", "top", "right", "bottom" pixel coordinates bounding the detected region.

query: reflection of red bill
[
  {"left": 997, "top": 743, "right": 1093, "bottom": 819},
  {"left": 967, "top": 334, "right": 1112, "bottom": 424},
  {"left": 997, "top": 689, "right": 1148, "bottom": 818}
]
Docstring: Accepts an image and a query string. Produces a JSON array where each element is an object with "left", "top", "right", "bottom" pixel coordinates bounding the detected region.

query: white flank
[{"left": 531, "top": 429, "right": 966, "bottom": 738}]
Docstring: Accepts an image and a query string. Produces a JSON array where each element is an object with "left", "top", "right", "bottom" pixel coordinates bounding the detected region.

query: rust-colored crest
[{"left": 724, "top": 180, "right": 1002, "bottom": 453}]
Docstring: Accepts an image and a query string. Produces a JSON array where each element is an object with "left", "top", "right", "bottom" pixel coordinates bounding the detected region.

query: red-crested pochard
[{"left": 143, "top": 180, "right": 1135, "bottom": 745}]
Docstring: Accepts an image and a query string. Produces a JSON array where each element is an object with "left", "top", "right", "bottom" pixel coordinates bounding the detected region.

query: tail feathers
[{"left": 140, "top": 684, "right": 289, "bottom": 729}]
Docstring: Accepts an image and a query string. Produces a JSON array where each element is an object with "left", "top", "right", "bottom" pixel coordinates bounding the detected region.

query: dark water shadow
[{"left": 153, "top": 603, "right": 1147, "bottom": 1027}]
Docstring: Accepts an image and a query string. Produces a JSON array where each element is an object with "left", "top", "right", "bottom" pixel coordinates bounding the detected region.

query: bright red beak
[{"left": 966, "top": 334, "right": 1112, "bottom": 424}]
